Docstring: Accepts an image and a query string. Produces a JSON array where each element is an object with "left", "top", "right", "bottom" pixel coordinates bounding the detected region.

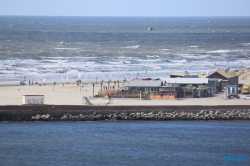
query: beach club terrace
[{"left": 98, "top": 77, "right": 218, "bottom": 99}]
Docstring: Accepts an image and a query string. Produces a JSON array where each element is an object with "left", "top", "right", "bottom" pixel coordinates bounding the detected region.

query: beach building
[
  {"left": 126, "top": 79, "right": 170, "bottom": 99},
  {"left": 126, "top": 79, "right": 161, "bottom": 94},
  {"left": 170, "top": 71, "right": 199, "bottom": 78},
  {"left": 206, "top": 70, "right": 238, "bottom": 90},
  {"left": 163, "top": 78, "right": 213, "bottom": 98},
  {"left": 98, "top": 76, "right": 218, "bottom": 99}
]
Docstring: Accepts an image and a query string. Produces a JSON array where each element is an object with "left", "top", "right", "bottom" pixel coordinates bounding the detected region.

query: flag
[
  {"left": 85, "top": 76, "right": 88, "bottom": 84},
  {"left": 136, "top": 73, "right": 139, "bottom": 79},
  {"left": 43, "top": 74, "right": 46, "bottom": 83},
  {"left": 20, "top": 76, "right": 26, "bottom": 84},
  {"left": 78, "top": 73, "right": 81, "bottom": 80}
]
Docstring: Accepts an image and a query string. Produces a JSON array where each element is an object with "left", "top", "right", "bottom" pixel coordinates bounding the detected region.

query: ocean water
[
  {"left": 0, "top": 121, "right": 249, "bottom": 166},
  {"left": 0, "top": 16, "right": 250, "bottom": 83}
]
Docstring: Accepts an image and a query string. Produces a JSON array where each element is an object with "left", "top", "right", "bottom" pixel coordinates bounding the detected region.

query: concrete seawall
[{"left": 1, "top": 105, "right": 250, "bottom": 121}]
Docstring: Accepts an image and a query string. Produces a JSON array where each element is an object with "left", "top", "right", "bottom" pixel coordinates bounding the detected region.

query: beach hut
[{"left": 206, "top": 70, "right": 238, "bottom": 90}]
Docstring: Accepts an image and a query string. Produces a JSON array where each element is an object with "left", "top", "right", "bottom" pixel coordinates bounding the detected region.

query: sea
[
  {"left": 0, "top": 121, "right": 249, "bottom": 166},
  {"left": 0, "top": 16, "right": 250, "bottom": 83}
]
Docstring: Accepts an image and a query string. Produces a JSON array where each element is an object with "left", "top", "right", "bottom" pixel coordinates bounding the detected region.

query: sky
[{"left": 0, "top": 0, "right": 250, "bottom": 17}]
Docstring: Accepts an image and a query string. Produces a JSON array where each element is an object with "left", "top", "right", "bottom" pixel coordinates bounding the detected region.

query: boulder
[{"left": 35, "top": 114, "right": 41, "bottom": 120}]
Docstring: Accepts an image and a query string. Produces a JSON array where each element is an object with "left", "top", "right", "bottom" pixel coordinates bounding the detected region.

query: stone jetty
[
  {"left": 2, "top": 109, "right": 250, "bottom": 122},
  {"left": 1, "top": 105, "right": 250, "bottom": 121},
  {"left": 41, "top": 110, "right": 250, "bottom": 121}
]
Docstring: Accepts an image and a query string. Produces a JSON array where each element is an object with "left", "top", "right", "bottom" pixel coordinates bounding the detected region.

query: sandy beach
[{"left": 1, "top": 77, "right": 250, "bottom": 106}]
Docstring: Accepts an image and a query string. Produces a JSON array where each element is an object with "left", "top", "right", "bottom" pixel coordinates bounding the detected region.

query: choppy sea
[
  {"left": 0, "top": 16, "right": 250, "bottom": 83},
  {"left": 0, "top": 121, "right": 249, "bottom": 166}
]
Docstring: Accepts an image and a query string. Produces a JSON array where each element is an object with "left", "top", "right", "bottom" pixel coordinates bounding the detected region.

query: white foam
[
  {"left": 159, "top": 49, "right": 169, "bottom": 52},
  {"left": 54, "top": 48, "right": 79, "bottom": 50},
  {"left": 105, "top": 61, "right": 124, "bottom": 65},
  {"left": 136, "top": 59, "right": 162, "bottom": 62},
  {"left": 146, "top": 55, "right": 160, "bottom": 58},
  {"left": 242, "top": 43, "right": 250, "bottom": 46},
  {"left": 169, "top": 59, "right": 187, "bottom": 63},
  {"left": 208, "top": 50, "right": 233, "bottom": 54},
  {"left": 123, "top": 45, "right": 140, "bottom": 49},
  {"left": 123, "top": 61, "right": 131, "bottom": 64}
]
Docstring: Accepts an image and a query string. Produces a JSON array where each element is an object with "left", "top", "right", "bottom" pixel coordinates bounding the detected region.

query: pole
[
  {"left": 140, "top": 91, "right": 141, "bottom": 100},
  {"left": 93, "top": 84, "right": 94, "bottom": 97},
  {"left": 169, "top": 80, "right": 170, "bottom": 97}
]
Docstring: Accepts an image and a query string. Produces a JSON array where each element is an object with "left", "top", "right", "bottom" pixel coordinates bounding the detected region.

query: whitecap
[
  {"left": 136, "top": 59, "right": 162, "bottom": 62},
  {"left": 169, "top": 59, "right": 187, "bottom": 63},
  {"left": 159, "top": 49, "right": 169, "bottom": 51},
  {"left": 123, "top": 61, "right": 131, "bottom": 64},
  {"left": 105, "top": 61, "right": 124, "bottom": 65},
  {"left": 54, "top": 48, "right": 78, "bottom": 50},
  {"left": 208, "top": 50, "right": 233, "bottom": 54},
  {"left": 242, "top": 43, "right": 250, "bottom": 46},
  {"left": 146, "top": 55, "right": 159, "bottom": 58},
  {"left": 123, "top": 45, "right": 140, "bottom": 49}
]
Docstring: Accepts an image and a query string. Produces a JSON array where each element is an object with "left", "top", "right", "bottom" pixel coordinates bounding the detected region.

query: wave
[
  {"left": 208, "top": 50, "right": 233, "bottom": 54},
  {"left": 242, "top": 43, "right": 250, "bottom": 47},
  {"left": 146, "top": 55, "right": 159, "bottom": 58},
  {"left": 136, "top": 59, "right": 162, "bottom": 62},
  {"left": 123, "top": 61, "right": 131, "bottom": 64},
  {"left": 169, "top": 59, "right": 187, "bottom": 63},
  {"left": 54, "top": 47, "right": 79, "bottom": 50},
  {"left": 123, "top": 45, "right": 140, "bottom": 49},
  {"left": 105, "top": 61, "right": 124, "bottom": 65}
]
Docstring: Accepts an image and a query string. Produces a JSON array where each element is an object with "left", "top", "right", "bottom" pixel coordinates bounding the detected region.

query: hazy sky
[{"left": 0, "top": 0, "right": 250, "bottom": 17}]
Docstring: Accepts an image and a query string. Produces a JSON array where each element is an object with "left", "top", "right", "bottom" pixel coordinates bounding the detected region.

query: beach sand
[
  {"left": 1, "top": 78, "right": 250, "bottom": 106},
  {"left": 233, "top": 67, "right": 250, "bottom": 85}
]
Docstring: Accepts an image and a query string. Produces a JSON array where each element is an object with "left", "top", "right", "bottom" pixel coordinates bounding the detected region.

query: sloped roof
[
  {"left": 170, "top": 73, "right": 185, "bottom": 78},
  {"left": 209, "top": 70, "right": 237, "bottom": 78},
  {"left": 127, "top": 80, "right": 162, "bottom": 87}
]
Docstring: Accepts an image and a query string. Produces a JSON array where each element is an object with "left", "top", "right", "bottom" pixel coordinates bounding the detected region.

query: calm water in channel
[{"left": 0, "top": 121, "right": 250, "bottom": 166}]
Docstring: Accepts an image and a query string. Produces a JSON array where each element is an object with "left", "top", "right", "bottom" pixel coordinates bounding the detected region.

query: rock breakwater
[
  {"left": 1, "top": 105, "right": 250, "bottom": 122},
  {"left": 5, "top": 109, "right": 250, "bottom": 121}
]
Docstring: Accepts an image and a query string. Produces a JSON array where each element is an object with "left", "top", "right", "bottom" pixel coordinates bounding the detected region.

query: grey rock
[
  {"left": 199, "top": 110, "right": 205, "bottom": 115},
  {"left": 35, "top": 114, "right": 41, "bottom": 120},
  {"left": 209, "top": 111, "right": 214, "bottom": 114},
  {"left": 158, "top": 111, "right": 163, "bottom": 115}
]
